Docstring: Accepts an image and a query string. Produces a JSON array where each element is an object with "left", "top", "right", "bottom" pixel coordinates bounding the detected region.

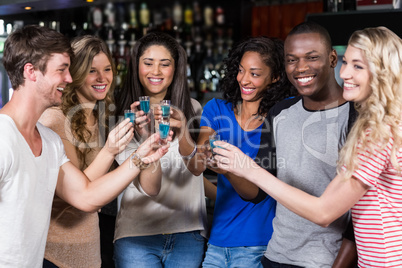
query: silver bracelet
[
  {"left": 180, "top": 145, "right": 197, "bottom": 160},
  {"left": 130, "top": 150, "right": 150, "bottom": 170}
]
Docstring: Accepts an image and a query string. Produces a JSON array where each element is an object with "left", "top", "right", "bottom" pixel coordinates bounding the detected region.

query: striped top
[{"left": 352, "top": 135, "right": 402, "bottom": 267}]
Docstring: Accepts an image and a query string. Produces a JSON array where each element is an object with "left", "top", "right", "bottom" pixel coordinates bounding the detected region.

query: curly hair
[
  {"left": 221, "top": 36, "right": 296, "bottom": 116},
  {"left": 338, "top": 27, "right": 402, "bottom": 177},
  {"left": 114, "top": 31, "right": 199, "bottom": 141},
  {"left": 61, "top": 35, "right": 116, "bottom": 169}
]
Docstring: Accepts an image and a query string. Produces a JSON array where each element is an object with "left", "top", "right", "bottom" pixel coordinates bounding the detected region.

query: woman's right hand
[
  {"left": 130, "top": 101, "right": 152, "bottom": 140},
  {"left": 136, "top": 131, "right": 173, "bottom": 164},
  {"left": 213, "top": 141, "right": 259, "bottom": 178},
  {"left": 104, "top": 118, "right": 134, "bottom": 157},
  {"left": 154, "top": 104, "right": 187, "bottom": 136}
]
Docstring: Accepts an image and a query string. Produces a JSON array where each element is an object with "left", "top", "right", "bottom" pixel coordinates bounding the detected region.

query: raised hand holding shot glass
[
  {"left": 212, "top": 141, "right": 257, "bottom": 176},
  {"left": 208, "top": 134, "right": 229, "bottom": 167},
  {"left": 139, "top": 96, "right": 151, "bottom": 115}
]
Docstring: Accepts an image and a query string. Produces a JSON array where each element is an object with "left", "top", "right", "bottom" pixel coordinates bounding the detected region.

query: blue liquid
[
  {"left": 140, "top": 100, "right": 150, "bottom": 114},
  {"left": 209, "top": 139, "right": 217, "bottom": 150},
  {"left": 159, "top": 123, "right": 170, "bottom": 139},
  {"left": 210, "top": 139, "right": 224, "bottom": 154},
  {"left": 124, "top": 112, "right": 135, "bottom": 124},
  {"left": 161, "top": 105, "right": 170, "bottom": 117}
]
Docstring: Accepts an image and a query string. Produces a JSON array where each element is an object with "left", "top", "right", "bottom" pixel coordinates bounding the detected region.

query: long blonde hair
[
  {"left": 338, "top": 27, "right": 402, "bottom": 178},
  {"left": 61, "top": 35, "right": 116, "bottom": 169}
]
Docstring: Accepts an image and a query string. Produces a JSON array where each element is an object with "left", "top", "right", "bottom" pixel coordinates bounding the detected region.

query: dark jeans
[
  {"left": 99, "top": 213, "right": 116, "bottom": 268},
  {"left": 43, "top": 259, "right": 58, "bottom": 268},
  {"left": 261, "top": 256, "right": 304, "bottom": 268}
]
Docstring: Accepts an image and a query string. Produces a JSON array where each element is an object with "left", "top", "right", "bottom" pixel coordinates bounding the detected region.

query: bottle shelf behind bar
[{"left": 0, "top": 0, "right": 251, "bottom": 105}]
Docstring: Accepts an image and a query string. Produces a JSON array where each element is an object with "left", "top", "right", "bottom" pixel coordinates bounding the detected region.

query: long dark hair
[
  {"left": 221, "top": 36, "right": 296, "bottom": 115},
  {"left": 115, "top": 31, "right": 199, "bottom": 141}
]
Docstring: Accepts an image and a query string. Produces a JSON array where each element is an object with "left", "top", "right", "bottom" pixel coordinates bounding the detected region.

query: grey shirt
[{"left": 260, "top": 97, "right": 355, "bottom": 267}]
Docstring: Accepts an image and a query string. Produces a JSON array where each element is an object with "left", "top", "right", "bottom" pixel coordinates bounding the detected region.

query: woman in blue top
[{"left": 182, "top": 36, "right": 296, "bottom": 267}]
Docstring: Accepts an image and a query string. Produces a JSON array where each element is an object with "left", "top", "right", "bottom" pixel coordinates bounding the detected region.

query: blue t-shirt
[{"left": 200, "top": 98, "right": 276, "bottom": 247}]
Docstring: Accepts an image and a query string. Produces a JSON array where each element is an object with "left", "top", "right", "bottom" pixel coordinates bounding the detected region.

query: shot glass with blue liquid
[
  {"left": 139, "top": 96, "right": 150, "bottom": 115},
  {"left": 159, "top": 119, "right": 170, "bottom": 145},
  {"left": 209, "top": 134, "right": 220, "bottom": 157},
  {"left": 160, "top": 100, "right": 171, "bottom": 119},
  {"left": 124, "top": 109, "right": 136, "bottom": 124}
]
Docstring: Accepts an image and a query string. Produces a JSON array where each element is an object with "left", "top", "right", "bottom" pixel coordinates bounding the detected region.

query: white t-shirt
[{"left": 0, "top": 115, "right": 69, "bottom": 268}]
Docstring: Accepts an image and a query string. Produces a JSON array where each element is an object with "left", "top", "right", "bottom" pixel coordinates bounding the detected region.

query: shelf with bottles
[
  {"left": 0, "top": 0, "right": 246, "bottom": 104},
  {"left": 80, "top": 1, "right": 237, "bottom": 103},
  {"left": 95, "top": 1, "right": 235, "bottom": 101}
]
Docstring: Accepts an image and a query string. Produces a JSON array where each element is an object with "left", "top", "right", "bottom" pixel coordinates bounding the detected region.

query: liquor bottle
[
  {"left": 203, "top": 5, "right": 214, "bottom": 29},
  {"left": 105, "top": 29, "right": 115, "bottom": 60},
  {"left": 104, "top": 2, "right": 116, "bottom": 30},
  {"left": 139, "top": 2, "right": 150, "bottom": 36},
  {"left": 193, "top": 1, "right": 203, "bottom": 27},
  {"left": 172, "top": 1, "right": 183, "bottom": 32},
  {"left": 127, "top": 3, "right": 138, "bottom": 47},
  {"left": 184, "top": 39, "right": 193, "bottom": 59},
  {"left": 215, "top": 6, "right": 225, "bottom": 26},
  {"left": 129, "top": 3, "right": 138, "bottom": 30},
  {"left": 0, "top": 19, "right": 5, "bottom": 37},
  {"left": 199, "top": 38, "right": 214, "bottom": 93},
  {"left": 0, "top": 20, "right": 7, "bottom": 53},
  {"left": 153, "top": 10, "right": 163, "bottom": 30},
  {"left": 214, "top": 37, "right": 225, "bottom": 84},
  {"left": 199, "top": 65, "right": 212, "bottom": 93},
  {"left": 162, "top": 6, "right": 173, "bottom": 32},
  {"left": 65, "top": 22, "right": 77, "bottom": 39},
  {"left": 91, "top": 6, "right": 103, "bottom": 36},
  {"left": 49, "top": 21, "right": 60, "bottom": 32},
  {"left": 225, "top": 28, "right": 234, "bottom": 59},
  {"left": 203, "top": 36, "right": 214, "bottom": 66},
  {"left": 183, "top": 4, "right": 193, "bottom": 38},
  {"left": 128, "top": 33, "right": 136, "bottom": 55},
  {"left": 208, "top": 41, "right": 219, "bottom": 92},
  {"left": 192, "top": 36, "right": 205, "bottom": 93},
  {"left": 186, "top": 63, "right": 195, "bottom": 92},
  {"left": 115, "top": 33, "right": 128, "bottom": 88},
  {"left": 116, "top": 3, "right": 126, "bottom": 29}
]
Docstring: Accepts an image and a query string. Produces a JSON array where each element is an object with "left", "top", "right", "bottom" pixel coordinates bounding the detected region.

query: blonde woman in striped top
[{"left": 213, "top": 26, "right": 402, "bottom": 268}]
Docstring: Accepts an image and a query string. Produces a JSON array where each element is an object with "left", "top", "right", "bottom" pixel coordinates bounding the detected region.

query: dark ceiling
[{"left": 0, "top": 0, "right": 132, "bottom": 16}]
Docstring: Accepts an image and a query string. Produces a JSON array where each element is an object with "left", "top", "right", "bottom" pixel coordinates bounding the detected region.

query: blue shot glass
[
  {"left": 158, "top": 120, "right": 170, "bottom": 144},
  {"left": 209, "top": 134, "right": 220, "bottom": 156},
  {"left": 160, "top": 100, "right": 171, "bottom": 119},
  {"left": 139, "top": 96, "right": 150, "bottom": 115},
  {"left": 124, "top": 109, "right": 136, "bottom": 124}
]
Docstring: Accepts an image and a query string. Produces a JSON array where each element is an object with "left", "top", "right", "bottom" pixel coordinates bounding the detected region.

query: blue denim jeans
[
  {"left": 202, "top": 243, "right": 265, "bottom": 268},
  {"left": 114, "top": 231, "right": 205, "bottom": 268}
]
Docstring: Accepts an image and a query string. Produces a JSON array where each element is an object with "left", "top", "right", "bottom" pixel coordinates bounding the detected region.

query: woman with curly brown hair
[
  {"left": 184, "top": 36, "right": 296, "bottom": 267},
  {"left": 39, "top": 35, "right": 135, "bottom": 268}
]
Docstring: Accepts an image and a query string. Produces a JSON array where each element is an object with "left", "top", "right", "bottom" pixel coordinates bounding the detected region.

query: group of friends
[{"left": 0, "top": 19, "right": 401, "bottom": 268}]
